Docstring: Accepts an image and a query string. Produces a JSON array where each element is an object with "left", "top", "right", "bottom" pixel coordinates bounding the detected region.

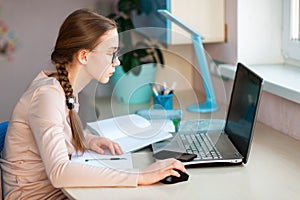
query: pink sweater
[{"left": 1, "top": 71, "right": 138, "bottom": 200}]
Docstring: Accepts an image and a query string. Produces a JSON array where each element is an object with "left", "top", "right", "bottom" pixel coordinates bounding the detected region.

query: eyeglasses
[{"left": 91, "top": 49, "right": 119, "bottom": 64}]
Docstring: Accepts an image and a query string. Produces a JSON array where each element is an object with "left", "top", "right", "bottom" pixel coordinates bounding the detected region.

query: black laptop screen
[{"left": 225, "top": 63, "right": 263, "bottom": 163}]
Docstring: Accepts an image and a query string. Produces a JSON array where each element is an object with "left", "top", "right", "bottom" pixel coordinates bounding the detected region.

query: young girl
[{"left": 1, "top": 9, "right": 185, "bottom": 199}]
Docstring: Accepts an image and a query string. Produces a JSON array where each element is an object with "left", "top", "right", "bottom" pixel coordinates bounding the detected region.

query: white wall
[
  {"left": 0, "top": 0, "right": 99, "bottom": 121},
  {"left": 197, "top": 0, "right": 284, "bottom": 100},
  {"left": 237, "top": 0, "right": 283, "bottom": 65},
  {"left": 205, "top": 0, "right": 283, "bottom": 65}
]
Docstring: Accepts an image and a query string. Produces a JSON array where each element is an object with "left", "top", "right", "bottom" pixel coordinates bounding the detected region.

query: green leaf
[
  {"left": 122, "top": 53, "right": 141, "bottom": 74},
  {"left": 107, "top": 0, "right": 165, "bottom": 76}
]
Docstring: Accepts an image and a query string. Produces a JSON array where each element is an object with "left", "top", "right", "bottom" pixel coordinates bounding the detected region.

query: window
[
  {"left": 290, "top": 0, "right": 300, "bottom": 40},
  {"left": 282, "top": 0, "right": 300, "bottom": 63}
]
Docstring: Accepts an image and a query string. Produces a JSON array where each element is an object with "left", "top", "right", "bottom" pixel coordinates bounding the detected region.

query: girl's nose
[{"left": 112, "top": 57, "right": 120, "bottom": 67}]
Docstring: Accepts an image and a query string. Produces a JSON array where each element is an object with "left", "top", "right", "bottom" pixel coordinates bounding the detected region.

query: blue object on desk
[
  {"left": 136, "top": 109, "right": 183, "bottom": 120},
  {"left": 153, "top": 93, "right": 173, "bottom": 110},
  {"left": 157, "top": 10, "right": 219, "bottom": 113}
]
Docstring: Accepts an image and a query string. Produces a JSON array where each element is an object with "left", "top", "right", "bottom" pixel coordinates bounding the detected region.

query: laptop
[{"left": 152, "top": 63, "right": 264, "bottom": 166}]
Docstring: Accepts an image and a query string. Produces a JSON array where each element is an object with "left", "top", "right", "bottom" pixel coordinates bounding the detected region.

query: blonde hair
[{"left": 51, "top": 9, "right": 116, "bottom": 152}]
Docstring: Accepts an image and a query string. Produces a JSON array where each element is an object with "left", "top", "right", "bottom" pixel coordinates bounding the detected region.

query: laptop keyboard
[{"left": 180, "top": 133, "right": 222, "bottom": 160}]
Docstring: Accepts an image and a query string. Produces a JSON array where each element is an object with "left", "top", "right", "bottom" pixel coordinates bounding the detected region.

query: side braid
[
  {"left": 50, "top": 9, "right": 117, "bottom": 152},
  {"left": 55, "top": 62, "right": 87, "bottom": 153}
]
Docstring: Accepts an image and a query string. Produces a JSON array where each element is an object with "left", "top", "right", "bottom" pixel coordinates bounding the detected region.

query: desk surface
[{"left": 64, "top": 91, "right": 300, "bottom": 200}]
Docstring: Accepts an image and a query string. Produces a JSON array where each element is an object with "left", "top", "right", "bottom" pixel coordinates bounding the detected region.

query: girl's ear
[{"left": 76, "top": 49, "right": 89, "bottom": 65}]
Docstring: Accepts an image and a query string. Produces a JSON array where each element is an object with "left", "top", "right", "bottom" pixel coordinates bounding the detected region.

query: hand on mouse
[{"left": 138, "top": 158, "right": 186, "bottom": 185}]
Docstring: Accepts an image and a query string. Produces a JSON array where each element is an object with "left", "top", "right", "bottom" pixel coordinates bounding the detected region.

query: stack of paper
[{"left": 86, "top": 114, "right": 173, "bottom": 153}]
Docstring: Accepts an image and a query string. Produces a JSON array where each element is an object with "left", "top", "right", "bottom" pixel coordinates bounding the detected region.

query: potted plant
[{"left": 107, "top": 0, "right": 165, "bottom": 104}]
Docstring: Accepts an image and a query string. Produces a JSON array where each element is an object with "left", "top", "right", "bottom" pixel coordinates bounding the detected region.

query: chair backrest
[{"left": 0, "top": 121, "right": 8, "bottom": 153}]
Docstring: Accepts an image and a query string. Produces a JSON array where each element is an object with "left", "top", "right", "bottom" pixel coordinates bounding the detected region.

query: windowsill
[{"left": 218, "top": 63, "right": 300, "bottom": 104}]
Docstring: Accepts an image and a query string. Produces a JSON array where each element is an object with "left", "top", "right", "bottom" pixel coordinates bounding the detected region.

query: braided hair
[{"left": 51, "top": 9, "right": 116, "bottom": 152}]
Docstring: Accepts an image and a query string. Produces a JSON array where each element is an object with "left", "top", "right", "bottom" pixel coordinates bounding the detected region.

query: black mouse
[{"left": 160, "top": 169, "right": 189, "bottom": 184}]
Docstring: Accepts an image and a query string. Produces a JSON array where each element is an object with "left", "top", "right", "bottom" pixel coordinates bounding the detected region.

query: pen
[
  {"left": 152, "top": 86, "right": 159, "bottom": 96},
  {"left": 161, "top": 82, "right": 167, "bottom": 95},
  {"left": 85, "top": 158, "right": 127, "bottom": 162},
  {"left": 168, "top": 82, "right": 177, "bottom": 95},
  {"left": 164, "top": 88, "right": 171, "bottom": 95}
]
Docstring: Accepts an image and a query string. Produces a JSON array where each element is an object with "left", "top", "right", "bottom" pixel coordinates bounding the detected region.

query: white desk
[{"left": 64, "top": 91, "right": 300, "bottom": 200}]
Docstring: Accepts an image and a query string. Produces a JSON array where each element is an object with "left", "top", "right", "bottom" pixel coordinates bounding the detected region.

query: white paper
[
  {"left": 86, "top": 114, "right": 173, "bottom": 153},
  {"left": 87, "top": 114, "right": 151, "bottom": 140},
  {"left": 71, "top": 150, "right": 133, "bottom": 169}
]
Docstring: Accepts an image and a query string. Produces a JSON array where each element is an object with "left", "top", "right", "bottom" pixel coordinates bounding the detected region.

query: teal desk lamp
[{"left": 157, "top": 9, "right": 218, "bottom": 113}]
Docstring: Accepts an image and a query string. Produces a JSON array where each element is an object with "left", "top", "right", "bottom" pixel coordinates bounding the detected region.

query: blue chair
[
  {"left": 0, "top": 121, "right": 8, "bottom": 152},
  {"left": 0, "top": 121, "right": 8, "bottom": 199}
]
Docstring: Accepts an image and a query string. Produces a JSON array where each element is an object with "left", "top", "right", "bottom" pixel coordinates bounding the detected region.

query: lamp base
[{"left": 187, "top": 101, "right": 219, "bottom": 113}]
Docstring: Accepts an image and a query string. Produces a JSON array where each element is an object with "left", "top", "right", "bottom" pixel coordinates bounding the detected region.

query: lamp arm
[
  {"left": 157, "top": 9, "right": 218, "bottom": 113},
  {"left": 192, "top": 35, "right": 216, "bottom": 103}
]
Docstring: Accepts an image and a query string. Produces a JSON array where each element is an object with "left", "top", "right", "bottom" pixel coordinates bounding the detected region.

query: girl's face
[{"left": 84, "top": 28, "right": 120, "bottom": 84}]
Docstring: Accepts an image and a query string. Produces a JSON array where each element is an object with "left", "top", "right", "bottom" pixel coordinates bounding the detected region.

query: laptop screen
[{"left": 225, "top": 63, "right": 263, "bottom": 163}]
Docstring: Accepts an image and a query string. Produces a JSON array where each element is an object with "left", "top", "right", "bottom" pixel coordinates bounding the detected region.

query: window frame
[{"left": 282, "top": 0, "right": 300, "bottom": 64}]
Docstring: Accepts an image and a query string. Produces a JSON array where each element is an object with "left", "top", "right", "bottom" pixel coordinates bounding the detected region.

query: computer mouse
[{"left": 160, "top": 169, "right": 189, "bottom": 184}]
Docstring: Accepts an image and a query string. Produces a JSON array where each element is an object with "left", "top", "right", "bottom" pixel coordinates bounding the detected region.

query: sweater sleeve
[{"left": 28, "top": 85, "right": 138, "bottom": 188}]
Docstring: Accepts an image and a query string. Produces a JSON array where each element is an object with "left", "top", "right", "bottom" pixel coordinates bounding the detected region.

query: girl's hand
[
  {"left": 138, "top": 158, "right": 186, "bottom": 185},
  {"left": 89, "top": 137, "right": 123, "bottom": 155}
]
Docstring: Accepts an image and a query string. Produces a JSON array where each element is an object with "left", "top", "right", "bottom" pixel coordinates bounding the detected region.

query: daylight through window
[{"left": 290, "top": 0, "right": 300, "bottom": 41}]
